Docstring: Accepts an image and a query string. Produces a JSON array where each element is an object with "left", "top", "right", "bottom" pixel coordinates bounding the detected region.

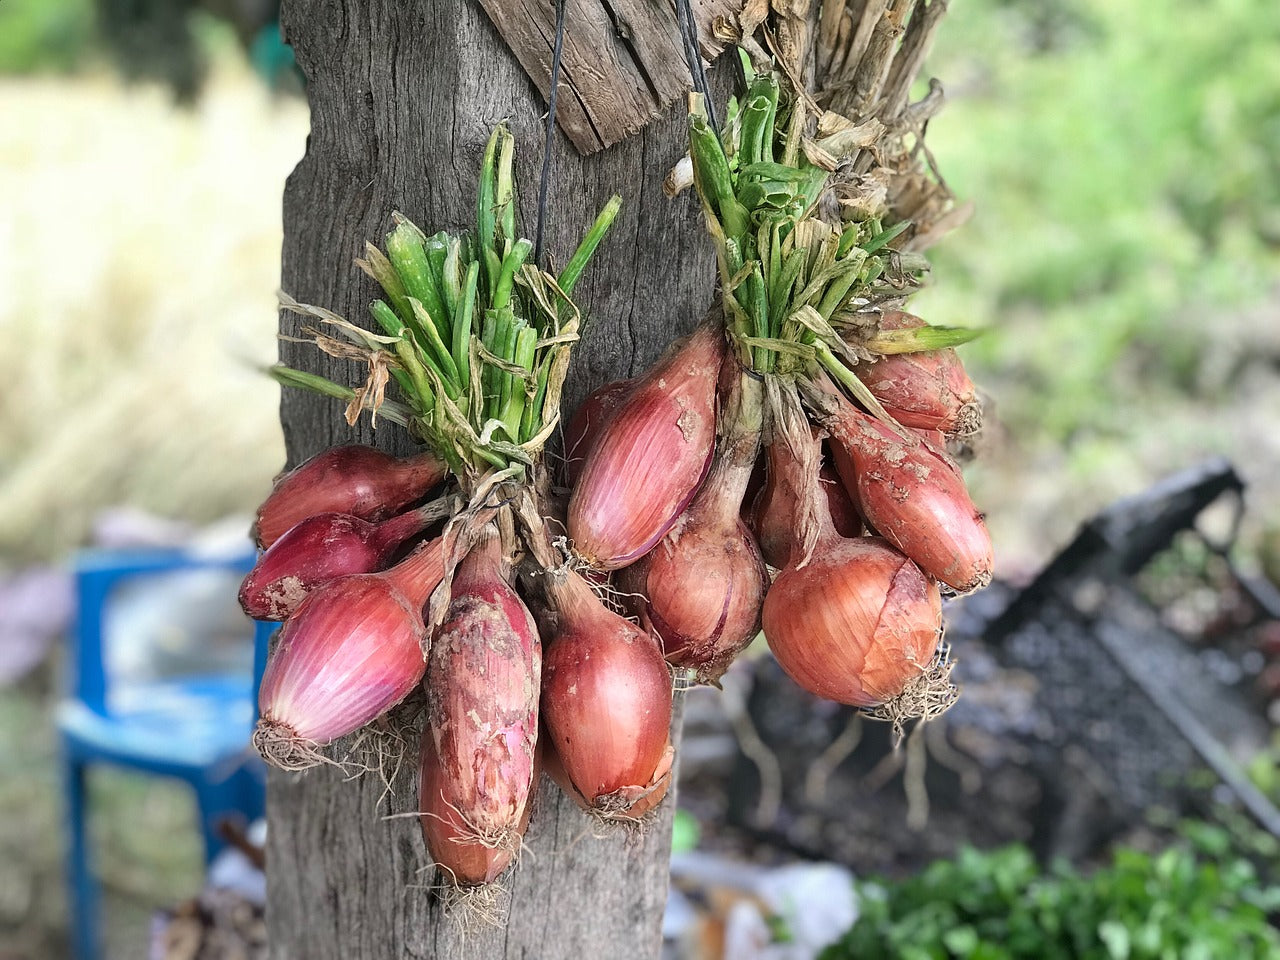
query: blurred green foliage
[
  {"left": 915, "top": 0, "right": 1280, "bottom": 445},
  {"left": 0, "top": 0, "right": 95, "bottom": 73},
  {"left": 4, "top": 0, "right": 1275, "bottom": 454},
  {"left": 821, "top": 841, "right": 1280, "bottom": 960}
]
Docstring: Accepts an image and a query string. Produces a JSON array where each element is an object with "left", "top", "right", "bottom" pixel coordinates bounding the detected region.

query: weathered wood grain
[
  {"left": 477, "top": 0, "right": 743, "bottom": 153},
  {"left": 269, "top": 1, "right": 725, "bottom": 956}
]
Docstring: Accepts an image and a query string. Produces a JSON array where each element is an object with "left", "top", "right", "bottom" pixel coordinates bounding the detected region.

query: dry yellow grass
[{"left": 0, "top": 61, "right": 308, "bottom": 563}]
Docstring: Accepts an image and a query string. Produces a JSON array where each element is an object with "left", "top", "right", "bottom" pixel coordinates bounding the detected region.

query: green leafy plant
[
  {"left": 0, "top": 0, "right": 94, "bottom": 73},
  {"left": 821, "top": 843, "right": 1280, "bottom": 960},
  {"left": 273, "top": 124, "right": 619, "bottom": 486}
]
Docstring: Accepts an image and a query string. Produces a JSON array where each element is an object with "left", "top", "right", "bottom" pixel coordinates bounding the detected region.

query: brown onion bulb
[
  {"left": 253, "top": 445, "right": 446, "bottom": 549},
  {"left": 859, "top": 311, "right": 981, "bottom": 437},
  {"left": 567, "top": 325, "right": 723, "bottom": 569},
  {"left": 764, "top": 533, "right": 943, "bottom": 708},
  {"left": 761, "top": 441, "right": 944, "bottom": 710},
  {"left": 542, "top": 571, "right": 673, "bottom": 818}
]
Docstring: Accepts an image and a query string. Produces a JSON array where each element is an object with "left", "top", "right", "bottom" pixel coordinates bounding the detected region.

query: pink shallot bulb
[
  {"left": 239, "top": 502, "right": 442, "bottom": 620},
  {"left": 563, "top": 378, "right": 633, "bottom": 487},
  {"left": 617, "top": 442, "right": 768, "bottom": 684},
  {"left": 253, "top": 445, "right": 446, "bottom": 549},
  {"left": 859, "top": 311, "right": 981, "bottom": 437},
  {"left": 542, "top": 570, "right": 673, "bottom": 818},
  {"left": 253, "top": 538, "right": 445, "bottom": 769},
  {"left": 567, "top": 325, "right": 723, "bottom": 569},
  {"left": 421, "top": 529, "right": 541, "bottom": 886},
  {"left": 827, "top": 391, "right": 992, "bottom": 592}
]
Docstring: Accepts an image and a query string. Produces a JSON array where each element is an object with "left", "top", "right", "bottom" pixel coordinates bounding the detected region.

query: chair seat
[{"left": 57, "top": 675, "right": 255, "bottom": 775}]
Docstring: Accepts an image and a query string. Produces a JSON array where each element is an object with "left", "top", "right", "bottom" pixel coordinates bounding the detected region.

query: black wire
[
  {"left": 673, "top": 0, "right": 717, "bottom": 133},
  {"left": 534, "top": 0, "right": 569, "bottom": 269}
]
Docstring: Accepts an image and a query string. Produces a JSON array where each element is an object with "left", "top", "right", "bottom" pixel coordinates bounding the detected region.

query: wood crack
[
  {"left": 476, "top": 0, "right": 746, "bottom": 154},
  {"left": 601, "top": 0, "right": 664, "bottom": 105}
]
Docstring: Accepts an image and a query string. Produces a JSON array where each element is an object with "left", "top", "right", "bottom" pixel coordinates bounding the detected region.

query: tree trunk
[{"left": 268, "top": 1, "right": 721, "bottom": 956}]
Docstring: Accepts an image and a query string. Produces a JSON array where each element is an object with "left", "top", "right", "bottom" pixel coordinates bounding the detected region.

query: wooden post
[{"left": 268, "top": 1, "right": 721, "bottom": 956}]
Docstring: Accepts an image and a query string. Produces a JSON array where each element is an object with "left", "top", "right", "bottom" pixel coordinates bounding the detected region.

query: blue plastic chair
[{"left": 58, "top": 547, "right": 275, "bottom": 960}]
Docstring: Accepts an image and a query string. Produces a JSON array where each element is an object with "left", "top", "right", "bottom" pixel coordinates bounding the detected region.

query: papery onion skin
[
  {"left": 419, "top": 730, "right": 532, "bottom": 886},
  {"left": 253, "top": 445, "right": 446, "bottom": 549},
  {"left": 820, "top": 462, "right": 862, "bottom": 538},
  {"left": 567, "top": 325, "right": 723, "bottom": 569},
  {"left": 827, "top": 395, "right": 993, "bottom": 592},
  {"left": 859, "top": 311, "right": 980, "bottom": 436},
  {"left": 753, "top": 443, "right": 859, "bottom": 569},
  {"left": 239, "top": 504, "right": 438, "bottom": 621},
  {"left": 542, "top": 735, "right": 673, "bottom": 819},
  {"left": 542, "top": 572, "right": 673, "bottom": 816},
  {"left": 751, "top": 438, "right": 807, "bottom": 570},
  {"left": 563, "top": 378, "right": 633, "bottom": 487},
  {"left": 763, "top": 535, "right": 942, "bottom": 707},
  {"left": 618, "top": 441, "right": 768, "bottom": 683},
  {"left": 910, "top": 427, "right": 948, "bottom": 449},
  {"left": 252, "top": 539, "right": 444, "bottom": 767},
  {"left": 423, "top": 531, "right": 540, "bottom": 878}
]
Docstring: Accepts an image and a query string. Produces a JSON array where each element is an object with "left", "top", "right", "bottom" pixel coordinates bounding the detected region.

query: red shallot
[
  {"left": 239, "top": 502, "right": 443, "bottom": 621},
  {"left": 420, "top": 528, "right": 541, "bottom": 885},
  {"left": 253, "top": 445, "right": 446, "bottom": 549},
  {"left": 826, "top": 391, "right": 992, "bottom": 592},
  {"left": 541, "top": 570, "right": 673, "bottom": 817},
  {"left": 567, "top": 325, "right": 723, "bottom": 569},
  {"left": 858, "top": 311, "right": 981, "bottom": 437},
  {"left": 253, "top": 538, "right": 444, "bottom": 769}
]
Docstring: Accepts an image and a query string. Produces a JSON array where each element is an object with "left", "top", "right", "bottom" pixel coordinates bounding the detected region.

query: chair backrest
[
  {"left": 71, "top": 548, "right": 258, "bottom": 715},
  {"left": 252, "top": 618, "right": 277, "bottom": 723}
]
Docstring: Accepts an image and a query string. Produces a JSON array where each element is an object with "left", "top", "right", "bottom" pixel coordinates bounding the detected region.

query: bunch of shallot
[
  {"left": 245, "top": 126, "right": 677, "bottom": 900},
  {"left": 559, "top": 38, "right": 995, "bottom": 734}
]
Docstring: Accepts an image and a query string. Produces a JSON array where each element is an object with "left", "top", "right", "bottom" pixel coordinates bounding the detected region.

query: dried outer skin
[
  {"left": 751, "top": 438, "right": 809, "bottom": 570},
  {"left": 567, "top": 326, "right": 723, "bottom": 569},
  {"left": 240, "top": 513, "right": 388, "bottom": 621},
  {"left": 542, "top": 735, "right": 674, "bottom": 821},
  {"left": 542, "top": 578, "right": 674, "bottom": 812},
  {"left": 752, "top": 441, "right": 859, "bottom": 568},
  {"left": 820, "top": 462, "right": 863, "bottom": 538},
  {"left": 257, "top": 575, "right": 428, "bottom": 742},
  {"left": 563, "top": 378, "right": 633, "bottom": 487},
  {"left": 253, "top": 445, "right": 446, "bottom": 549},
  {"left": 424, "top": 541, "right": 540, "bottom": 872},
  {"left": 740, "top": 454, "right": 766, "bottom": 523},
  {"left": 419, "top": 729, "right": 531, "bottom": 886},
  {"left": 763, "top": 536, "right": 942, "bottom": 707},
  {"left": 910, "top": 427, "right": 947, "bottom": 448},
  {"left": 859, "top": 311, "right": 979, "bottom": 435},
  {"left": 828, "top": 398, "right": 993, "bottom": 592},
  {"left": 618, "top": 514, "right": 767, "bottom": 683}
]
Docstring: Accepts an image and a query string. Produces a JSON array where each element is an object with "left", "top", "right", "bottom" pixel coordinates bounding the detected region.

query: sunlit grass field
[{"left": 0, "top": 61, "right": 306, "bottom": 565}]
